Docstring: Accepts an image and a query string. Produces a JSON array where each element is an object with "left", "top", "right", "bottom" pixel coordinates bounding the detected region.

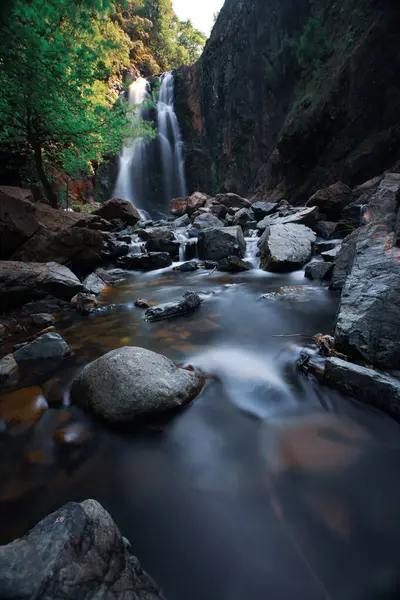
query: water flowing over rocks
[
  {"left": 71, "top": 346, "right": 204, "bottom": 424},
  {"left": 334, "top": 174, "right": 400, "bottom": 368},
  {"left": 258, "top": 223, "right": 316, "bottom": 272},
  {"left": 197, "top": 226, "right": 246, "bottom": 261},
  {"left": 145, "top": 290, "right": 201, "bottom": 322},
  {"left": 0, "top": 499, "right": 164, "bottom": 600}
]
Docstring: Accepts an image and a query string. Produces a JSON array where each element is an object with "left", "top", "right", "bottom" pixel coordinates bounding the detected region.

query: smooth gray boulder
[
  {"left": 258, "top": 223, "right": 316, "bottom": 272},
  {"left": 198, "top": 226, "right": 246, "bottom": 261},
  {"left": 324, "top": 357, "right": 400, "bottom": 421},
  {"left": 71, "top": 346, "right": 204, "bottom": 423},
  {"left": 0, "top": 261, "right": 83, "bottom": 311},
  {"left": 145, "top": 290, "right": 201, "bottom": 322},
  {"left": 118, "top": 253, "right": 172, "bottom": 271},
  {"left": 0, "top": 499, "right": 163, "bottom": 600},
  {"left": 13, "top": 333, "right": 70, "bottom": 363},
  {"left": 334, "top": 174, "right": 400, "bottom": 367},
  {"left": 304, "top": 261, "right": 333, "bottom": 281}
]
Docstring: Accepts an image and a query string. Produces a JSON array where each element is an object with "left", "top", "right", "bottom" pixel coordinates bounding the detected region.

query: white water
[
  {"left": 114, "top": 77, "right": 149, "bottom": 210},
  {"left": 157, "top": 72, "right": 187, "bottom": 205}
]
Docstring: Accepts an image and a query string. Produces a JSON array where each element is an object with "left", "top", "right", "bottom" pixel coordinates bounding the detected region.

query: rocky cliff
[{"left": 175, "top": 0, "right": 400, "bottom": 202}]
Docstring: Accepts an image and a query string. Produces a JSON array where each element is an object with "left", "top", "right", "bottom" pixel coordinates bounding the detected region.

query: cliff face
[{"left": 175, "top": 0, "right": 400, "bottom": 202}]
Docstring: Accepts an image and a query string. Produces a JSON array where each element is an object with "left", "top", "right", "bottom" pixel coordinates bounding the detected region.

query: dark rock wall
[{"left": 175, "top": 0, "right": 400, "bottom": 202}]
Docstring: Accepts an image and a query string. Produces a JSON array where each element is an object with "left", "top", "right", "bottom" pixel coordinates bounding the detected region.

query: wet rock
[
  {"left": 304, "top": 261, "right": 333, "bottom": 281},
  {"left": 0, "top": 354, "right": 17, "bottom": 383},
  {"left": 204, "top": 260, "right": 218, "bottom": 269},
  {"left": 108, "top": 239, "right": 130, "bottom": 259},
  {"left": 233, "top": 208, "right": 255, "bottom": 227},
  {"left": 174, "top": 214, "right": 191, "bottom": 228},
  {"left": 251, "top": 201, "right": 278, "bottom": 221},
  {"left": 30, "top": 313, "right": 55, "bottom": 327},
  {"left": 0, "top": 499, "right": 163, "bottom": 599},
  {"left": 0, "top": 386, "right": 48, "bottom": 424},
  {"left": 321, "top": 246, "right": 341, "bottom": 262},
  {"left": 330, "top": 230, "right": 359, "bottom": 291},
  {"left": 92, "top": 197, "right": 141, "bottom": 226},
  {"left": 71, "top": 346, "right": 204, "bottom": 423},
  {"left": 324, "top": 357, "right": 400, "bottom": 421},
  {"left": 218, "top": 256, "right": 252, "bottom": 272},
  {"left": 71, "top": 292, "right": 98, "bottom": 315},
  {"left": 258, "top": 223, "right": 316, "bottom": 272},
  {"left": 13, "top": 333, "right": 70, "bottom": 363},
  {"left": 243, "top": 221, "right": 258, "bottom": 235},
  {"left": 315, "top": 240, "right": 339, "bottom": 253},
  {"left": 82, "top": 272, "right": 108, "bottom": 296},
  {"left": 192, "top": 213, "right": 225, "bottom": 230},
  {"left": 214, "top": 193, "right": 251, "bottom": 210},
  {"left": 0, "top": 261, "right": 83, "bottom": 311},
  {"left": 136, "top": 227, "right": 175, "bottom": 241},
  {"left": 95, "top": 268, "right": 127, "bottom": 286},
  {"left": 0, "top": 187, "right": 39, "bottom": 259},
  {"left": 198, "top": 226, "right": 246, "bottom": 261},
  {"left": 307, "top": 182, "right": 353, "bottom": 219},
  {"left": 173, "top": 261, "right": 199, "bottom": 272},
  {"left": 20, "top": 296, "right": 71, "bottom": 316},
  {"left": 12, "top": 228, "right": 111, "bottom": 276},
  {"left": 145, "top": 237, "right": 180, "bottom": 257},
  {"left": 334, "top": 174, "right": 400, "bottom": 367},
  {"left": 313, "top": 221, "right": 338, "bottom": 239},
  {"left": 145, "top": 290, "right": 201, "bottom": 322},
  {"left": 117, "top": 234, "right": 133, "bottom": 243},
  {"left": 117, "top": 253, "right": 172, "bottom": 271},
  {"left": 134, "top": 298, "right": 151, "bottom": 309},
  {"left": 260, "top": 286, "right": 318, "bottom": 303}
]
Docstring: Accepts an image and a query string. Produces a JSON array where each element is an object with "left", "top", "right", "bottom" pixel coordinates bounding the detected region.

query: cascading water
[
  {"left": 113, "top": 77, "right": 149, "bottom": 210},
  {"left": 157, "top": 72, "right": 188, "bottom": 205}
]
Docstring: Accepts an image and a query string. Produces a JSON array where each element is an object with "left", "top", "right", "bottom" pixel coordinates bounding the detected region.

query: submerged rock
[
  {"left": 324, "top": 357, "right": 400, "bottom": 421},
  {"left": 93, "top": 197, "right": 141, "bottom": 226},
  {"left": 0, "top": 499, "right": 163, "bottom": 599},
  {"left": 218, "top": 256, "right": 252, "bottom": 272},
  {"left": 134, "top": 298, "right": 151, "bottom": 309},
  {"left": 173, "top": 261, "right": 199, "bottom": 272},
  {"left": 71, "top": 346, "right": 204, "bottom": 423},
  {"left": 145, "top": 290, "right": 201, "bottom": 322},
  {"left": 118, "top": 253, "right": 172, "bottom": 271},
  {"left": 198, "top": 226, "right": 246, "bottom": 261},
  {"left": 13, "top": 332, "right": 70, "bottom": 363},
  {"left": 258, "top": 223, "right": 316, "bottom": 272}
]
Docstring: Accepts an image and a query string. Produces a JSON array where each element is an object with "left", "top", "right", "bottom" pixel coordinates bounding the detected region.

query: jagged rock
[
  {"left": 117, "top": 253, "right": 172, "bottom": 271},
  {"left": 12, "top": 227, "right": 111, "bottom": 276},
  {"left": 0, "top": 187, "right": 40, "bottom": 259},
  {"left": 0, "top": 354, "right": 17, "bottom": 383},
  {"left": 324, "top": 357, "right": 400, "bottom": 421},
  {"left": 330, "top": 230, "right": 359, "bottom": 290},
  {"left": 334, "top": 174, "right": 400, "bottom": 367},
  {"left": 209, "top": 204, "right": 228, "bottom": 220},
  {"left": 71, "top": 346, "right": 204, "bottom": 423},
  {"left": 321, "top": 246, "right": 341, "bottom": 262},
  {"left": 256, "top": 206, "right": 319, "bottom": 232},
  {"left": 233, "top": 208, "right": 255, "bottom": 226},
  {"left": 214, "top": 193, "right": 251, "bottom": 210},
  {"left": 145, "top": 290, "right": 201, "bottom": 322},
  {"left": 305, "top": 261, "right": 333, "bottom": 281},
  {"left": 13, "top": 332, "right": 70, "bottom": 363},
  {"left": 251, "top": 201, "right": 278, "bottom": 221},
  {"left": 173, "top": 261, "right": 199, "bottom": 272},
  {"left": 313, "top": 221, "right": 338, "bottom": 239},
  {"left": 0, "top": 261, "right": 83, "bottom": 311},
  {"left": 315, "top": 240, "right": 339, "bottom": 253},
  {"left": 307, "top": 182, "right": 353, "bottom": 219},
  {"left": 0, "top": 499, "right": 163, "bottom": 600},
  {"left": 108, "top": 239, "right": 130, "bottom": 259},
  {"left": 170, "top": 192, "right": 211, "bottom": 216},
  {"left": 93, "top": 198, "right": 141, "bottom": 226},
  {"left": 71, "top": 292, "right": 98, "bottom": 315},
  {"left": 174, "top": 214, "right": 191, "bottom": 228},
  {"left": 192, "top": 213, "right": 224, "bottom": 230},
  {"left": 198, "top": 226, "right": 246, "bottom": 261},
  {"left": 30, "top": 313, "right": 55, "bottom": 327},
  {"left": 258, "top": 223, "right": 316, "bottom": 272},
  {"left": 82, "top": 272, "right": 108, "bottom": 295},
  {"left": 218, "top": 256, "right": 252, "bottom": 272}
]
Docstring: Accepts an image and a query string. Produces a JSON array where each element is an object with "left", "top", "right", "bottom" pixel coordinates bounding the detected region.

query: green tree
[
  {"left": 0, "top": 0, "right": 151, "bottom": 207},
  {"left": 177, "top": 19, "right": 207, "bottom": 64}
]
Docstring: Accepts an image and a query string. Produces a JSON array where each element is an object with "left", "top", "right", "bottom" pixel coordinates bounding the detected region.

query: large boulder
[
  {"left": 93, "top": 198, "right": 140, "bottom": 226},
  {"left": 256, "top": 206, "right": 319, "bottom": 232},
  {"left": 334, "top": 174, "right": 400, "bottom": 367},
  {"left": 170, "top": 192, "right": 211, "bottom": 216},
  {"left": 117, "top": 253, "right": 172, "bottom": 271},
  {"left": 214, "top": 193, "right": 251, "bottom": 210},
  {"left": 71, "top": 346, "right": 204, "bottom": 423},
  {"left": 251, "top": 201, "right": 278, "bottom": 221},
  {"left": 324, "top": 357, "right": 400, "bottom": 421},
  {"left": 145, "top": 290, "right": 201, "bottom": 321},
  {"left": 13, "top": 332, "right": 70, "bottom": 363},
  {"left": 0, "top": 261, "right": 83, "bottom": 310},
  {"left": 306, "top": 181, "right": 353, "bottom": 219},
  {"left": 12, "top": 228, "right": 111, "bottom": 276},
  {"left": 192, "top": 213, "right": 225, "bottom": 230},
  {"left": 258, "top": 224, "right": 316, "bottom": 272},
  {"left": 0, "top": 187, "right": 40, "bottom": 259},
  {"left": 330, "top": 230, "right": 361, "bottom": 291},
  {"left": 198, "top": 226, "right": 246, "bottom": 261},
  {"left": 0, "top": 499, "right": 163, "bottom": 600}
]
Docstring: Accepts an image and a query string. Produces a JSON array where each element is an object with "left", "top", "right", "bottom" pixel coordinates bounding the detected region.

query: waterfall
[
  {"left": 157, "top": 72, "right": 187, "bottom": 205},
  {"left": 113, "top": 77, "right": 149, "bottom": 210}
]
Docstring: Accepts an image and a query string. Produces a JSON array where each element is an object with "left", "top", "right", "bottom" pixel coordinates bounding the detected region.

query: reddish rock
[
  {"left": 93, "top": 198, "right": 140, "bottom": 226},
  {"left": 0, "top": 188, "right": 40, "bottom": 259},
  {"left": 170, "top": 192, "right": 212, "bottom": 216},
  {"left": 306, "top": 182, "right": 353, "bottom": 219}
]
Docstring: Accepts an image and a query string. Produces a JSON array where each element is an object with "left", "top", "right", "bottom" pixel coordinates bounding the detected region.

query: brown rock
[
  {"left": 170, "top": 192, "right": 212, "bottom": 216},
  {"left": 307, "top": 182, "right": 353, "bottom": 219},
  {"left": 0, "top": 187, "right": 40, "bottom": 259},
  {"left": 93, "top": 198, "right": 140, "bottom": 226},
  {"left": 0, "top": 386, "right": 48, "bottom": 424}
]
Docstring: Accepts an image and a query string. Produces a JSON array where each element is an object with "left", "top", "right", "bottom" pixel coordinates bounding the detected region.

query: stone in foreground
[
  {"left": 13, "top": 333, "right": 70, "bottom": 363},
  {"left": 0, "top": 499, "right": 163, "bottom": 600},
  {"left": 258, "top": 223, "right": 316, "bottom": 272},
  {"left": 197, "top": 226, "right": 246, "bottom": 261},
  {"left": 324, "top": 357, "right": 400, "bottom": 421},
  {"left": 145, "top": 290, "right": 201, "bottom": 322},
  {"left": 71, "top": 346, "right": 204, "bottom": 423}
]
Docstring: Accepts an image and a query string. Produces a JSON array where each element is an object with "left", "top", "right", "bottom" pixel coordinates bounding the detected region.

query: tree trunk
[{"left": 33, "top": 143, "right": 58, "bottom": 208}]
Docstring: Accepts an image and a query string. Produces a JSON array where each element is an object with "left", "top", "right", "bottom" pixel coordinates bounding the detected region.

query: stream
[{"left": 1, "top": 260, "right": 400, "bottom": 599}]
